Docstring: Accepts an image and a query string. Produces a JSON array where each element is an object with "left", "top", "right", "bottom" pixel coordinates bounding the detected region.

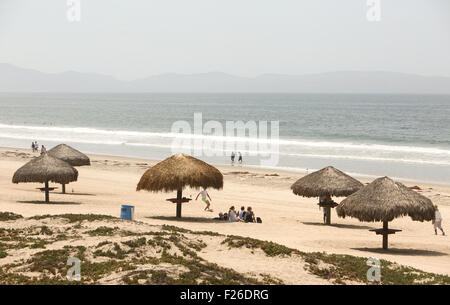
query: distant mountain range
[{"left": 1, "top": 63, "right": 450, "bottom": 94}]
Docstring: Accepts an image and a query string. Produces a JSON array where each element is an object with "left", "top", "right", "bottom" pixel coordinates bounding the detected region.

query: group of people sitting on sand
[
  {"left": 217, "top": 206, "right": 260, "bottom": 223},
  {"left": 196, "top": 189, "right": 260, "bottom": 223}
]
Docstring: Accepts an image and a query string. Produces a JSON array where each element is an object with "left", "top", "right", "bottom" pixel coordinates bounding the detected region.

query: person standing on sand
[
  {"left": 40, "top": 145, "right": 47, "bottom": 155},
  {"left": 433, "top": 205, "right": 445, "bottom": 235},
  {"left": 196, "top": 188, "right": 213, "bottom": 212},
  {"left": 238, "top": 152, "right": 242, "bottom": 164},
  {"left": 319, "top": 195, "right": 327, "bottom": 224},
  {"left": 322, "top": 207, "right": 327, "bottom": 224},
  {"left": 231, "top": 151, "right": 235, "bottom": 165},
  {"left": 31, "top": 142, "right": 35, "bottom": 152}
]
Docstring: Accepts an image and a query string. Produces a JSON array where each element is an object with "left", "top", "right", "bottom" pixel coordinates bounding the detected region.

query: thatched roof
[
  {"left": 291, "top": 166, "right": 363, "bottom": 197},
  {"left": 336, "top": 177, "right": 435, "bottom": 222},
  {"left": 12, "top": 154, "right": 78, "bottom": 184},
  {"left": 47, "top": 144, "right": 90, "bottom": 166},
  {"left": 137, "top": 154, "right": 223, "bottom": 192}
]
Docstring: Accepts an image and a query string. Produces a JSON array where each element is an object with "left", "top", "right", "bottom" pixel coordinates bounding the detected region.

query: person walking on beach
[
  {"left": 196, "top": 188, "right": 213, "bottom": 212},
  {"left": 238, "top": 152, "right": 242, "bottom": 165},
  {"left": 433, "top": 205, "right": 445, "bottom": 235},
  {"left": 231, "top": 151, "right": 235, "bottom": 165},
  {"left": 31, "top": 142, "right": 35, "bottom": 152}
]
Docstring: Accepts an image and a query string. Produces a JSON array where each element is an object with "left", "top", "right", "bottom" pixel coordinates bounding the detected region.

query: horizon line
[{"left": 2, "top": 62, "right": 450, "bottom": 82}]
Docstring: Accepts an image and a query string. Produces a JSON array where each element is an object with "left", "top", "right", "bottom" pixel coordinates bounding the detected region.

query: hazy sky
[{"left": 0, "top": 0, "right": 449, "bottom": 80}]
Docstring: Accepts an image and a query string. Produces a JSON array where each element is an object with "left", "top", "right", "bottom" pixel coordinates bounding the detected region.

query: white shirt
[
  {"left": 238, "top": 210, "right": 245, "bottom": 219},
  {"left": 435, "top": 210, "right": 442, "bottom": 221},
  {"left": 200, "top": 190, "right": 208, "bottom": 199},
  {"left": 229, "top": 210, "right": 237, "bottom": 222}
]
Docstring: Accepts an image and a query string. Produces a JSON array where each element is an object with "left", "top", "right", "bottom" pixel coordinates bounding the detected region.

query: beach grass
[
  {"left": 0, "top": 212, "right": 23, "bottom": 221},
  {"left": 29, "top": 213, "right": 116, "bottom": 223},
  {"left": 0, "top": 213, "right": 449, "bottom": 285},
  {"left": 221, "top": 236, "right": 450, "bottom": 285}
]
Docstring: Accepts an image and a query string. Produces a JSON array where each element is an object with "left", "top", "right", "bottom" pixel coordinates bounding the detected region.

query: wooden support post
[
  {"left": 326, "top": 207, "right": 331, "bottom": 225},
  {"left": 45, "top": 180, "right": 50, "bottom": 203},
  {"left": 382, "top": 221, "right": 388, "bottom": 250},
  {"left": 62, "top": 183, "right": 66, "bottom": 194},
  {"left": 176, "top": 189, "right": 182, "bottom": 218}
]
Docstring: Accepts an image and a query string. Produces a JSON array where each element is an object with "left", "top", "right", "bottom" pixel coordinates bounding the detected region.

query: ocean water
[{"left": 0, "top": 93, "right": 449, "bottom": 184}]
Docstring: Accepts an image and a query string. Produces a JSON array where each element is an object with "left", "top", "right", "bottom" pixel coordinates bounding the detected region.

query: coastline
[
  {"left": 2, "top": 143, "right": 450, "bottom": 187},
  {"left": 0, "top": 145, "right": 449, "bottom": 277}
]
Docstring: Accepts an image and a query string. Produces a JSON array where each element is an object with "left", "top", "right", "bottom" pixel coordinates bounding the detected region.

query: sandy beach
[{"left": 0, "top": 146, "right": 449, "bottom": 279}]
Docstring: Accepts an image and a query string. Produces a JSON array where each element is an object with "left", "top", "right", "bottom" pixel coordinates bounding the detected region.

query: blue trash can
[{"left": 120, "top": 205, "right": 135, "bottom": 220}]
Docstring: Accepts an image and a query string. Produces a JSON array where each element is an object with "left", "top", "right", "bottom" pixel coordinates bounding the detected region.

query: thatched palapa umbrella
[
  {"left": 291, "top": 166, "right": 363, "bottom": 224},
  {"left": 137, "top": 153, "right": 223, "bottom": 218},
  {"left": 336, "top": 177, "right": 435, "bottom": 249},
  {"left": 12, "top": 154, "right": 78, "bottom": 203},
  {"left": 48, "top": 144, "right": 90, "bottom": 193}
]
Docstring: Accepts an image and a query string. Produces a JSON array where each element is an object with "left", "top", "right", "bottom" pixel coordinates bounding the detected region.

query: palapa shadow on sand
[
  {"left": 301, "top": 221, "right": 373, "bottom": 230},
  {"left": 18, "top": 200, "right": 82, "bottom": 205},
  {"left": 147, "top": 215, "right": 226, "bottom": 224},
  {"left": 352, "top": 247, "right": 448, "bottom": 257},
  {"left": 58, "top": 192, "right": 96, "bottom": 196},
  {"left": 20, "top": 189, "right": 95, "bottom": 196}
]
